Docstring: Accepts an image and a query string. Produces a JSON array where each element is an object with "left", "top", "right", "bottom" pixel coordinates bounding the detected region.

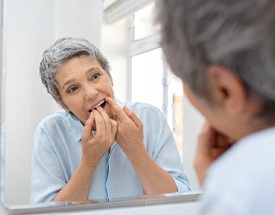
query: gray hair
[
  {"left": 156, "top": 0, "right": 275, "bottom": 122},
  {"left": 40, "top": 37, "right": 111, "bottom": 107}
]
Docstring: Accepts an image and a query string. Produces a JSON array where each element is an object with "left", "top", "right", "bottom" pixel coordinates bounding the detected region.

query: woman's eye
[
  {"left": 91, "top": 73, "right": 100, "bottom": 80},
  {"left": 67, "top": 86, "right": 78, "bottom": 93}
]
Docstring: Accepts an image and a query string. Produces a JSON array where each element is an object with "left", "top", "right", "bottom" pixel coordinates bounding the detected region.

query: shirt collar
[{"left": 67, "top": 112, "right": 83, "bottom": 142}]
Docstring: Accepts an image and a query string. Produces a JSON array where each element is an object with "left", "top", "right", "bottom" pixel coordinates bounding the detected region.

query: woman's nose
[{"left": 84, "top": 87, "right": 98, "bottom": 101}]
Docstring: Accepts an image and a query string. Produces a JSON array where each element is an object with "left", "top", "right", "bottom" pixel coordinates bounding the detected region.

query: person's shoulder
[
  {"left": 202, "top": 129, "right": 275, "bottom": 214},
  {"left": 36, "top": 111, "right": 70, "bottom": 130},
  {"left": 131, "top": 102, "right": 159, "bottom": 111},
  {"left": 115, "top": 98, "right": 166, "bottom": 123},
  {"left": 205, "top": 128, "right": 275, "bottom": 188}
]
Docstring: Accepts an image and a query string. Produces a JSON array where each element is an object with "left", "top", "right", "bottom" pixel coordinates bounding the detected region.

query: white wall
[
  {"left": 3, "top": 0, "right": 105, "bottom": 206},
  {"left": 4, "top": 0, "right": 57, "bottom": 207},
  {"left": 182, "top": 94, "right": 204, "bottom": 191},
  {"left": 101, "top": 17, "right": 130, "bottom": 101}
]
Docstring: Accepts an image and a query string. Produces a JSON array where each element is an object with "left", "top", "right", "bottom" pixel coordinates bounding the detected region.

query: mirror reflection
[
  {"left": 30, "top": 37, "right": 190, "bottom": 203},
  {"left": 2, "top": 0, "right": 202, "bottom": 208}
]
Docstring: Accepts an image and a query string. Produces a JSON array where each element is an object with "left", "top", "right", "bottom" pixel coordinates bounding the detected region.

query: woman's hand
[
  {"left": 81, "top": 106, "right": 117, "bottom": 166},
  {"left": 194, "top": 121, "right": 234, "bottom": 186},
  {"left": 105, "top": 97, "right": 177, "bottom": 195},
  {"left": 54, "top": 108, "right": 117, "bottom": 202},
  {"left": 105, "top": 97, "right": 144, "bottom": 155}
]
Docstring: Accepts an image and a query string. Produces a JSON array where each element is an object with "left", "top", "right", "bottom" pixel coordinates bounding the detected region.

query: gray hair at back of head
[
  {"left": 156, "top": 0, "right": 275, "bottom": 122},
  {"left": 40, "top": 37, "right": 111, "bottom": 107}
]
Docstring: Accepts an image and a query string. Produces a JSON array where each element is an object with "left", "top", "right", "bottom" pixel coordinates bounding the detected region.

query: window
[
  {"left": 133, "top": 3, "right": 159, "bottom": 40},
  {"left": 129, "top": 2, "right": 185, "bottom": 159},
  {"left": 103, "top": 0, "right": 202, "bottom": 190}
]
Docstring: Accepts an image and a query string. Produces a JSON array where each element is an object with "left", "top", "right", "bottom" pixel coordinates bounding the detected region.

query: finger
[
  {"left": 212, "top": 147, "right": 229, "bottom": 159},
  {"left": 198, "top": 122, "right": 216, "bottom": 147},
  {"left": 96, "top": 106, "right": 112, "bottom": 135},
  {"left": 200, "top": 123, "right": 232, "bottom": 159},
  {"left": 82, "top": 112, "right": 95, "bottom": 142},
  {"left": 110, "top": 119, "right": 118, "bottom": 136},
  {"left": 92, "top": 109, "right": 106, "bottom": 136},
  {"left": 123, "top": 106, "right": 143, "bottom": 129},
  {"left": 105, "top": 97, "right": 127, "bottom": 122},
  {"left": 216, "top": 133, "right": 232, "bottom": 148}
]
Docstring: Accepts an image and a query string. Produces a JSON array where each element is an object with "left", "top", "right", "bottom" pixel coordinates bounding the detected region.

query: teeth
[{"left": 94, "top": 100, "right": 105, "bottom": 109}]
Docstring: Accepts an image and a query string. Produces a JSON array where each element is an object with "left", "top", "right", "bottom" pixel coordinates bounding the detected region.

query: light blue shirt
[
  {"left": 30, "top": 99, "right": 190, "bottom": 204},
  {"left": 199, "top": 127, "right": 275, "bottom": 215}
]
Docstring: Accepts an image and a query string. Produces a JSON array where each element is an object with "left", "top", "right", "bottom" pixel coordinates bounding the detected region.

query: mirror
[{"left": 1, "top": 0, "right": 202, "bottom": 212}]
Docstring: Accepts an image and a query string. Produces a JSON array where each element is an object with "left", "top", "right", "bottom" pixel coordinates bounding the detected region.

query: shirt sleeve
[
  {"left": 141, "top": 107, "right": 191, "bottom": 193},
  {"left": 30, "top": 127, "right": 66, "bottom": 204}
]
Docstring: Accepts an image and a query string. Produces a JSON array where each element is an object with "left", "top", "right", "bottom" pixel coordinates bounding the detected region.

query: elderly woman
[
  {"left": 29, "top": 37, "right": 190, "bottom": 204},
  {"left": 156, "top": 0, "right": 275, "bottom": 214}
]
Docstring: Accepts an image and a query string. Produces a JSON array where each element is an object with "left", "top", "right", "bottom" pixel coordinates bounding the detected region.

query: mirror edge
[
  {"left": 1, "top": 192, "right": 201, "bottom": 215},
  {"left": 0, "top": 0, "right": 202, "bottom": 213},
  {"left": 0, "top": 0, "right": 10, "bottom": 213}
]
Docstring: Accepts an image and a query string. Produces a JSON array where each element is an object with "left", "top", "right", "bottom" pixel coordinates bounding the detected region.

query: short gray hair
[
  {"left": 156, "top": 0, "right": 275, "bottom": 122},
  {"left": 40, "top": 37, "right": 111, "bottom": 107}
]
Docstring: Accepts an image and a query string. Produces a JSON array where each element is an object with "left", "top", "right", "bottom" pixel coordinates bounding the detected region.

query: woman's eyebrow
[
  {"left": 86, "top": 67, "right": 102, "bottom": 73},
  {"left": 61, "top": 79, "right": 75, "bottom": 90}
]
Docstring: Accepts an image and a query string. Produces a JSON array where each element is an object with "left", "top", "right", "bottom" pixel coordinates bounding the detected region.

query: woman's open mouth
[{"left": 89, "top": 99, "right": 106, "bottom": 112}]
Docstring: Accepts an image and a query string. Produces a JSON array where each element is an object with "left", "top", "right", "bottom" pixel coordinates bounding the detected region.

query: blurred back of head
[{"left": 156, "top": 0, "right": 275, "bottom": 123}]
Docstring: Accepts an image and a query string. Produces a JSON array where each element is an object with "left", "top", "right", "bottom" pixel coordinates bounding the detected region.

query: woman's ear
[{"left": 206, "top": 64, "right": 247, "bottom": 115}]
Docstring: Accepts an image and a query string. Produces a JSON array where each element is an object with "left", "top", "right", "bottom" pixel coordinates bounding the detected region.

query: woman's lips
[{"left": 89, "top": 99, "right": 106, "bottom": 112}]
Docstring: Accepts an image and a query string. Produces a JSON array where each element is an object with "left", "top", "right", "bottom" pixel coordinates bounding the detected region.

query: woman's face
[{"left": 55, "top": 55, "right": 115, "bottom": 124}]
